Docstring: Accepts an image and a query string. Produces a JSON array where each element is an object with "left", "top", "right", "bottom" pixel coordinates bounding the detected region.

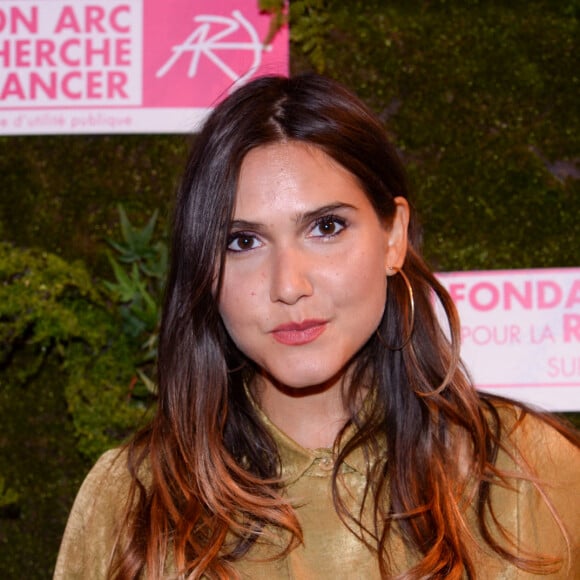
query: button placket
[{"left": 318, "top": 454, "right": 335, "bottom": 472}]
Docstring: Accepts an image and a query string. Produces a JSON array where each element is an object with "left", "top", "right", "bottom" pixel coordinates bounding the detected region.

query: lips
[{"left": 271, "top": 319, "right": 327, "bottom": 346}]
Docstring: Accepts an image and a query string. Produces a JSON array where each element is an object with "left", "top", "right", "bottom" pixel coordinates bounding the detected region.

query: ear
[{"left": 384, "top": 197, "right": 410, "bottom": 273}]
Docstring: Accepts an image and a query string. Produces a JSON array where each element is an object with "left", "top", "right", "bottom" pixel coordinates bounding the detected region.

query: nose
[{"left": 269, "top": 245, "right": 314, "bottom": 305}]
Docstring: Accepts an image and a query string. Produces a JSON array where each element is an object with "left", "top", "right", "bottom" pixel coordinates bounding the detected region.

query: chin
[{"left": 262, "top": 363, "right": 347, "bottom": 392}]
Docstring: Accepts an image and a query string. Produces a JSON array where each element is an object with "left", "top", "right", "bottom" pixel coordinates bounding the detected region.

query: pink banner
[
  {"left": 0, "top": 0, "right": 289, "bottom": 134},
  {"left": 437, "top": 268, "right": 580, "bottom": 411}
]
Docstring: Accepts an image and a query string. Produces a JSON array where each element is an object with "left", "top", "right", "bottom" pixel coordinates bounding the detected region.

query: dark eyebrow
[
  {"left": 298, "top": 202, "right": 356, "bottom": 225},
  {"left": 229, "top": 202, "right": 357, "bottom": 231},
  {"left": 228, "top": 219, "right": 265, "bottom": 233}
]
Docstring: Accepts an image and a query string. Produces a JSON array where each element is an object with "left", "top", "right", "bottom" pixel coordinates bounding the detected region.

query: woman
[{"left": 55, "top": 74, "right": 580, "bottom": 579}]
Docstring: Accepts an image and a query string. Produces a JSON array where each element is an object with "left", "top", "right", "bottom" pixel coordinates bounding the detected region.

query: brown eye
[
  {"left": 311, "top": 216, "right": 346, "bottom": 238},
  {"left": 227, "top": 233, "right": 261, "bottom": 252}
]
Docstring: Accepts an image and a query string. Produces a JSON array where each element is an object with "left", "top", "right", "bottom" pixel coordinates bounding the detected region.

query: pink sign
[
  {"left": 437, "top": 268, "right": 580, "bottom": 411},
  {"left": 0, "top": 0, "right": 289, "bottom": 134}
]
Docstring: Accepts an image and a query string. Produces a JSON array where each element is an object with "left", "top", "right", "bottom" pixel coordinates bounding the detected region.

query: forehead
[{"left": 234, "top": 141, "right": 371, "bottom": 218}]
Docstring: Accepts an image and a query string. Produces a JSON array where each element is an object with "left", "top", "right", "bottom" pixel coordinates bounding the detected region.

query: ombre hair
[{"left": 111, "top": 74, "right": 579, "bottom": 579}]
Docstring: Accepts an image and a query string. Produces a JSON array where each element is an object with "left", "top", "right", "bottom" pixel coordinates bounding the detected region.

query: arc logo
[{"left": 156, "top": 10, "right": 264, "bottom": 92}]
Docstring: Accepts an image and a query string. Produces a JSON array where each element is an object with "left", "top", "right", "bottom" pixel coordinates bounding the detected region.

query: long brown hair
[{"left": 111, "top": 74, "right": 579, "bottom": 579}]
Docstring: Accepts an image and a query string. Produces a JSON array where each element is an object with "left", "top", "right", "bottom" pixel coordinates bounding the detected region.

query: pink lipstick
[{"left": 271, "top": 320, "right": 327, "bottom": 346}]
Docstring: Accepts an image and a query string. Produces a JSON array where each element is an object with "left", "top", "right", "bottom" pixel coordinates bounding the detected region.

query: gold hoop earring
[{"left": 377, "top": 266, "right": 415, "bottom": 351}]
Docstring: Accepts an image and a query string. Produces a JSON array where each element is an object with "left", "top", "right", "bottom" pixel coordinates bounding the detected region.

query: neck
[{"left": 251, "top": 374, "right": 354, "bottom": 449}]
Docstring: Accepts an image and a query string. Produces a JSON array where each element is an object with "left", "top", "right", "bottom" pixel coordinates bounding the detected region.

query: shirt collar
[{"left": 248, "top": 392, "right": 382, "bottom": 484}]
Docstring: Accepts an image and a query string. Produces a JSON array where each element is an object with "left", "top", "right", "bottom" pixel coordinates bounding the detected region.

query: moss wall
[{"left": 0, "top": 135, "right": 189, "bottom": 277}]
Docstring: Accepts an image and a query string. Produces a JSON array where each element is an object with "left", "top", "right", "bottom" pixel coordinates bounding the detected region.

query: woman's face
[{"left": 218, "top": 141, "right": 408, "bottom": 390}]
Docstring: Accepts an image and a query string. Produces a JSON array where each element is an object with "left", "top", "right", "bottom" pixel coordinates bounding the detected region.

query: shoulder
[
  {"left": 72, "top": 447, "right": 139, "bottom": 514},
  {"left": 489, "top": 399, "right": 580, "bottom": 480},
  {"left": 483, "top": 399, "right": 580, "bottom": 575},
  {"left": 68, "top": 445, "right": 154, "bottom": 528},
  {"left": 84, "top": 447, "right": 132, "bottom": 487},
  {"left": 54, "top": 447, "right": 151, "bottom": 580}
]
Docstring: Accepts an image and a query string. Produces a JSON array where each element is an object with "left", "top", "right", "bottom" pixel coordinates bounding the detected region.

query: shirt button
[{"left": 319, "top": 456, "right": 334, "bottom": 471}]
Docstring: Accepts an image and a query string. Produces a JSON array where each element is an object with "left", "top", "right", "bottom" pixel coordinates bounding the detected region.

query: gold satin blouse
[{"left": 54, "top": 404, "right": 580, "bottom": 579}]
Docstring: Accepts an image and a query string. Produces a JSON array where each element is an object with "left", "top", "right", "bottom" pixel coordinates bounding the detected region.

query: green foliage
[
  {"left": 0, "top": 357, "right": 88, "bottom": 579},
  {"left": 64, "top": 339, "right": 151, "bottom": 458},
  {"left": 259, "top": 0, "right": 330, "bottom": 71},
  {"left": 104, "top": 205, "right": 165, "bottom": 336},
  {"left": 258, "top": 0, "right": 286, "bottom": 45},
  {"left": 104, "top": 205, "right": 167, "bottom": 395},
  {"left": 258, "top": 0, "right": 284, "bottom": 9},
  {"left": 0, "top": 242, "right": 150, "bottom": 460},
  {"left": 289, "top": 1, "right": 330, "bottom": 72},
  {"left": 566, "top": 413, "right": 580, "bottom": 430},
  {"left": 0, "top": 242, "right": 101, "bottom": 385},
  {"left": 0, "top": 243, "right": 153, "bottom": 576},
  {"left": 0, "top": 134, "right": 187, "bottom": 277},
  {"left": 0, "top": 478, "right": 19, "bottom": 510},
  {"left": 107, "top": 205, "right": 167, "bottom": 277}
]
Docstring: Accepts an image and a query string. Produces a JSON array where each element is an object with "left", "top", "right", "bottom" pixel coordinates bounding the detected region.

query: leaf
[
  {"left": 108, "top": 205, "right": 159, "bottom": 264},
  {"left": 136, "top": 209, "right": 159, "bottom": 251},
  {"left": 136, "top": 368, "right": 158, "bottom": 395},
  {"left": 0, "top": 477, "right": 20, "bottom": 508},
  {"left": 117, "top": 204, "right": 135, "bottom": 248},
  {"left": 141, "top": 243, "right": 168, "bottom": 280},
  {"left": 258, "top": 0, "right": 286, "bottom": 12},
  {"left": 104, "top": 253, "right": 142, "bottom": 303}
]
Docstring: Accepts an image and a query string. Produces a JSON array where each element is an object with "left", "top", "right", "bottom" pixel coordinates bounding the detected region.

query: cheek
[
  {"left": 337, "top": 252, "right": 387, "bottom": 333},
  {"left": 218, "top": 273, "right": 240, "bottom": 327},
  {"left": 335, "top": 248, "right": 387, "bottom": 300},
  {"left": 218, "top": 270, "right": 264, "bottom": 334}
]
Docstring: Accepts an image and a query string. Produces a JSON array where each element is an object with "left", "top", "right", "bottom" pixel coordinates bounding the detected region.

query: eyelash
[
  {"left": 226, "top": 232, "right": 261, "bottom": 253},
  {"left": 226, "top": 214, "right": 348, "bottom": 253},
  {"left": 310, "top": 214, "right": 347, "bottom": 238}
]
